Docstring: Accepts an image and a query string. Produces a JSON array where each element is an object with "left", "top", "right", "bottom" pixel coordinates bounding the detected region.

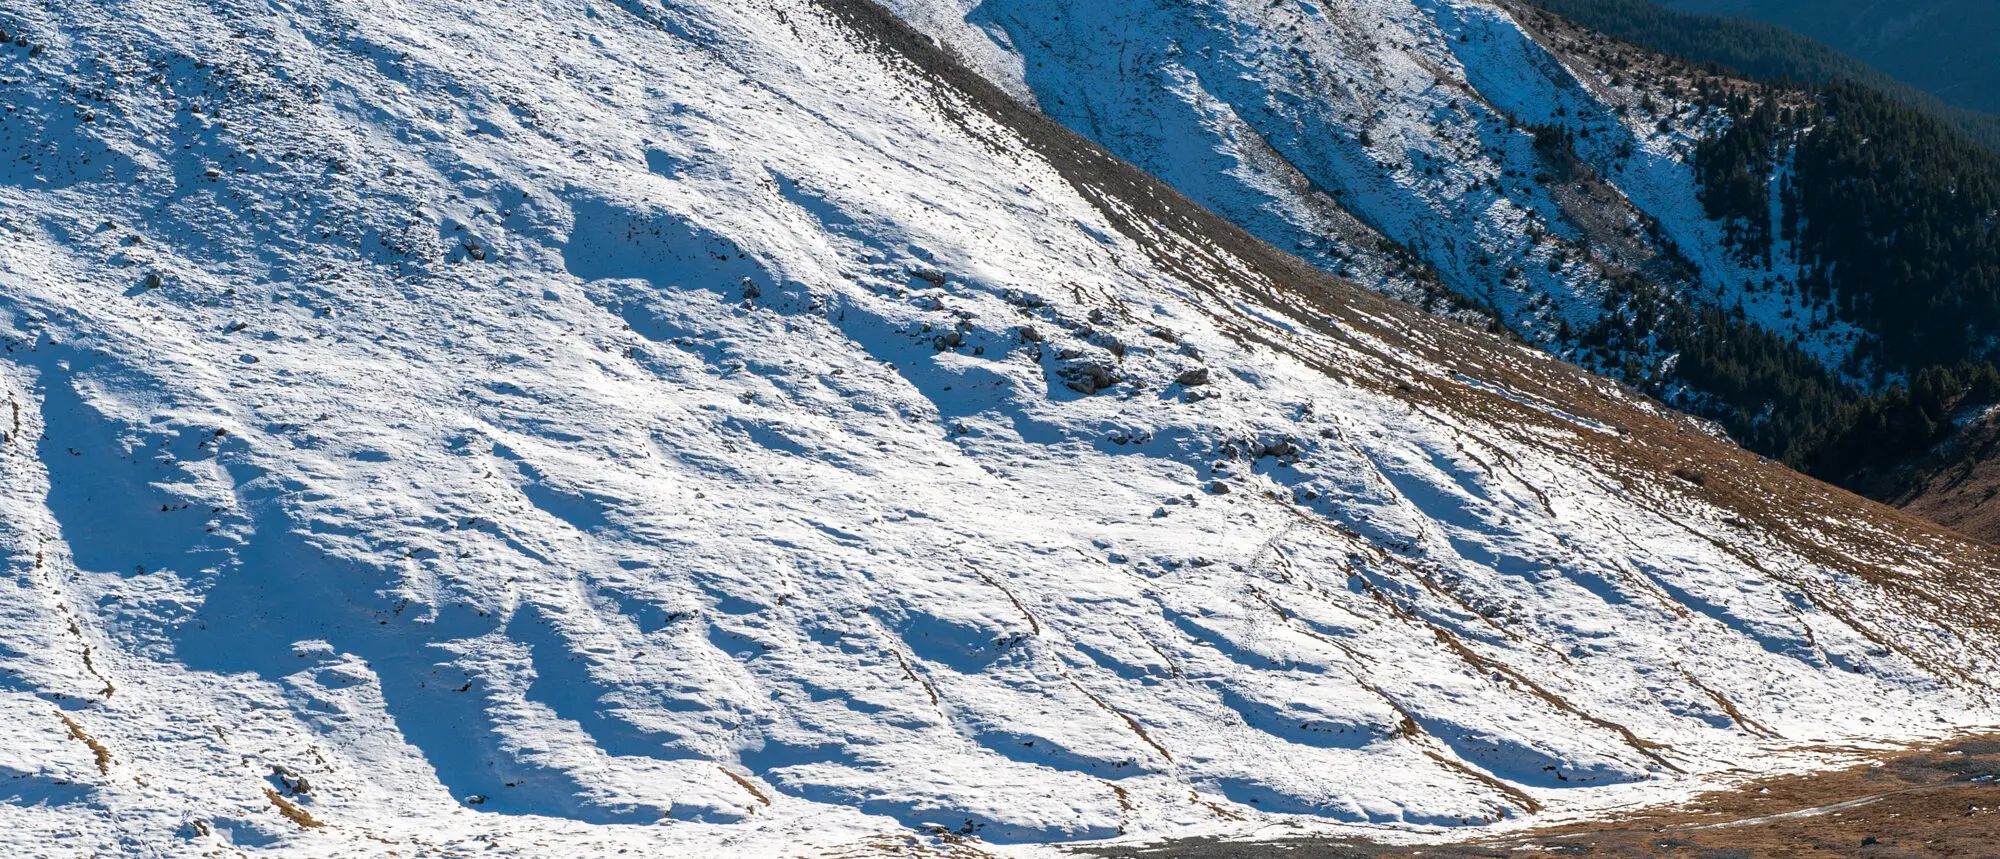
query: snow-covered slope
[
  {"left": 0, "top": 0, "right": 1995, "bottom": 855},
  {"left": 888, "top": 0, "right": 1869, "bottom": 387}
]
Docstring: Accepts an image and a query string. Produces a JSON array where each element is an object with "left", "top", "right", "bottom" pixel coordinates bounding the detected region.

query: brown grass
[
  {"left": 718, "top": 766, "right": 772, "bottom": 806},
  {"left": 264, "top": 787, "right": 325, "bottom": 829},
  {"left": 58, "top": 713, "right": 110, "bottom": 774},
  {"left": 1085, "top": 736, "right": 2000, "bottom": 858}
]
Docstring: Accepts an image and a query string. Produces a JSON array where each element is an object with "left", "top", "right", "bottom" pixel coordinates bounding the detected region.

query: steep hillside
[
  {"left": 1505, "top": 3, "right": 2000, "bottom": 534},
  {"left": 0, "top": 0, "right": 1996, "bottom": 856}
]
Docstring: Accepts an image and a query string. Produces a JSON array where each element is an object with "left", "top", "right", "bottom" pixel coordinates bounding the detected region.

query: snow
[{"left": 0, "top": 0, "right": 1991, "bottom": 856}]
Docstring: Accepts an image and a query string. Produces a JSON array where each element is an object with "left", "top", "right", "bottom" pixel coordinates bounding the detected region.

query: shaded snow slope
[{"left": 0, "top": 0, "right": 1994, "bottom": 855}]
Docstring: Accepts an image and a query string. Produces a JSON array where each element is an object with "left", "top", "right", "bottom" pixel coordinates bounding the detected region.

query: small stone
[
  {"left": 1206, "top": 480, "right": 1230, "bottom": 495},
  {"left": 1176, "top": 367, "right": 1211, "bottom": 387}
]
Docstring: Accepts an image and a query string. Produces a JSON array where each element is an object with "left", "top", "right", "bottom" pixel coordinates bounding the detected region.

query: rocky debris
[
  {"left": 1175, "top": 367, "right": 1211, "bottom": 387},
  {"left": 1003, "top": 288, "right": 1046, "bottom": 309},
  {"left": 271, "top": 764, "right": 314, "bottom": 796},
  {"left": 1061, "top": 362, "right": 1119, "bottom": 395},
  {"left": 1253, "top": 438, "right": 1297, "bottom": 459},
  {"left": 907, "top": 265, "right": 947, "bottom": 287},
  {"left": 1018, "top": 325, "right": 1042, "bottom": 342}
]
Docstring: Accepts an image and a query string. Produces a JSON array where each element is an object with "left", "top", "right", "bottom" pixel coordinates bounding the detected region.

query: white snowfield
[{"left": 0, "top": 0, "right": 1991, "bottom": 856}]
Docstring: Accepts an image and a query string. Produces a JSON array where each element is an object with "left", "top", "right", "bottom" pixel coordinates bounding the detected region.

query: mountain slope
[
  {"left": 0, "top": 0, "right": 1996, "bottom": 855},
  {"left": 883, "top": 0, "right": 1878, "bottom": 456}
]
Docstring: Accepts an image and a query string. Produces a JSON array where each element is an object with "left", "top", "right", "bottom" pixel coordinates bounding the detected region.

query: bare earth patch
[{"left": 1079, "top": 735, "right": 2000, "bottom": 858}]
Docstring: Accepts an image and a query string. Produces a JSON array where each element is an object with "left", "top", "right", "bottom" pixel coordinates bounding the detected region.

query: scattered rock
[
  {"left": 1062, "top": 362, "right": 1119, "bottom": 395},
  {"left": 1176, "top": 367, "right": 1211, "bottom": 387},
  {"left": 1206, "top": 480, "right": 1230, "bottom": 495},
  {"left": 1018, "top": 325, "right": 1042, "bottom": 342},
  {"left": 1255, "top": 438, "right": 1297, "bottom": 458}
]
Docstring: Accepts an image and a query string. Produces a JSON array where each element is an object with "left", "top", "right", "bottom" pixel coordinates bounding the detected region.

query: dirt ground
[{"left": 1077, "top": 736, "right": 2000, "bottom": 858}]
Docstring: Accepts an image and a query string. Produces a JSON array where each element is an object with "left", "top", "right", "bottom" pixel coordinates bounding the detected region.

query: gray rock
[{"left": 1063, "top": 362, "right": 1119, "bottom": 394}]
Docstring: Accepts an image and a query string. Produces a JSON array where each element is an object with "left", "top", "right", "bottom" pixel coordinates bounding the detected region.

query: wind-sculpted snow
[{"left": 0, "top": 0, "right": 1993, "bottom": 856}]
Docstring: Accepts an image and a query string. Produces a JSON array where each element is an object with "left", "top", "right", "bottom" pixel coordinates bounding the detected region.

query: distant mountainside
[
  {"left": 1503, "top": 1, "right": 2000, "bottom": 529},
  {"left": 5, "top": 0, "right": 2000, "bottom": 855},
  {"left": 1660, "top": 0, "right": 2000, "bottom": 115}
]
